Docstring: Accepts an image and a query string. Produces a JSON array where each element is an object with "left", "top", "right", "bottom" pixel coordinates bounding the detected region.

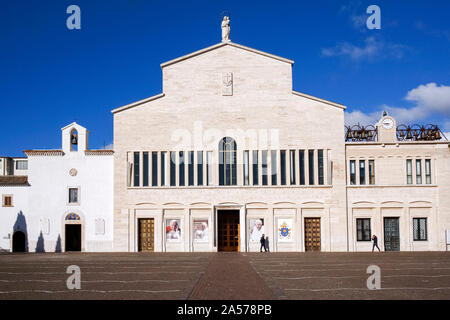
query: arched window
[
  {"left": 70, "top": 129, "right": 78, "bottom": 151},
  {"left": 65, "top": 213, "right": 80, "bottom": 221},
  {"left": 219, "top": 137, "right": 237, "bottom": 186}
]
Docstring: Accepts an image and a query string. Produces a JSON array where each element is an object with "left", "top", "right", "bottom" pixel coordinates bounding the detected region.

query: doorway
[
  {"left": 384, "top": 217, "right": 400, "bottom": 251},
  {"left": 12, "top": 231, "right": 26, "bottom": 252},
  {"left": 65, "top": 224, "right": 81, "bottom": 252},
  {"left": 304, "top": 218, "right": 321, "bottom": 251},
  {"left": 138, "top": 218, "right": 155, "bottom": 252},
  {"left": 218, "top": 210, "right": 240, "bottom": 252}
]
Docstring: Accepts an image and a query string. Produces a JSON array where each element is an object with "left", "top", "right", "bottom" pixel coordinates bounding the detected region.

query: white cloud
[
  {"left": 344, "top": 110, "right": 379, "bottom": 126},
  {"left": 321, "top": 37, "right": 408, "bottom": 61},
  {"left": 405, "top": 83, "right": 450, "bottom": 115},
  {"left": 345, "top": 83, "right": 450, "bottom": 129},
  {"left": 104, "top": 143, "right": 114, "bottom": 150}
]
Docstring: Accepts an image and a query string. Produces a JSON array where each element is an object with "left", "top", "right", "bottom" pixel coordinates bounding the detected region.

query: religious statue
[{"left": 222, "top": 16, "right": 230, "bottom": 41}]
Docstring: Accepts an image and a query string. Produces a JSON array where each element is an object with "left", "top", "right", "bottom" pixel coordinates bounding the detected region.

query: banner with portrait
[
  {"left": 249, "top": 218, "right": 265, "bottom": 242},
  {"left": 166, "top": 219, "right": 182, "bottom": 242},
  {"left": 193, "top": 219, "right": 209, "bottom": 242}
]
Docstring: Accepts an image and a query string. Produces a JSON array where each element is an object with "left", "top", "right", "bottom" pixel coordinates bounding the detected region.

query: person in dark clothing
[
  {"left": 260, "top": 234, "right": 266, "bottom": 252},
  {"left": 265, "top": 236, "right": 270, "bottom": 252},
  {"left": 372, "top": 234, "right": 381, "bottom": 252}
]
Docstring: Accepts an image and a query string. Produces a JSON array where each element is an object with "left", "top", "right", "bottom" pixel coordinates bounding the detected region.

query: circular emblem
[{"left": 69, "top": 168, "right": 78, "bottom": 176}]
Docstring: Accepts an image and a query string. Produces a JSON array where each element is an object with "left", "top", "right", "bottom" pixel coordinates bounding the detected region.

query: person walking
[
  {"left": 372, "top": 234, "right": 381, "bottom": 252},
  {"left": 260, "top": 234, "right": 266, "bottom": 252},
  {"left": 265, "top": 236, "right": 270, "bottom": 252}
]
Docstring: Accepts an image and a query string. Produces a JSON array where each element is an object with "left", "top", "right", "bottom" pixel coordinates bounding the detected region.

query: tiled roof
[
  {"left": 85, "top": 150, "right": 114, "bottom": 155},
  {"left": 0, "top": 176, "right": 29, "bottom": 186},
  {"left": 23, "top": 150, "right": 63, "bottom": 156}
]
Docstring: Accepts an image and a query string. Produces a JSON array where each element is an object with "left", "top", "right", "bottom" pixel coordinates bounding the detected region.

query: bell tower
[{"left": 61, "top": 122, "right": 89, "bottom": 153}]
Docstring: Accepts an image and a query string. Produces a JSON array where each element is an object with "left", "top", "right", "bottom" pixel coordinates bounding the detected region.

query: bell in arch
[{"left": 71, "top": 132, "right": 78, "bottom": 145}]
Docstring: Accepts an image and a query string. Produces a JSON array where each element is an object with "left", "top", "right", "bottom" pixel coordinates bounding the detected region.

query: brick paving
[
  {"left": 248, "top": 252, "right": 450, "bottom": 300},
  {"left": 188, "top": 253, "right": 277, "bottom": 300},
  {"left": 0, "top": 252, "right": 449, "bottom": 299}
]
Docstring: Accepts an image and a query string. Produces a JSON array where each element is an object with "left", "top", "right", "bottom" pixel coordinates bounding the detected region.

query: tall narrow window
[
  {"left": 406, "top": 159, "right": 412, "bottom": 184},
  {"left": 152, "top": 152, "right": 158, "bottom": 186},
  {"left": 219, "top": 137, "right": 237, "bottom": 186},
  {"left": 243, "top": 151, "right": 249, "bottom": 186},
  {"left": 197, "top": 151, "right": 203, "bottom": 186},
  {"left": 188, "top": 151, "right": 194, "bottom": 186},
  {"left": 369, "top": 160, "right": 375, "bottom": 185},
  {"left": 413, "top": 218, "right": 427, "bottom": 241},
  {"left": 289, "top": 150, "right": 296, "bottom": 185},
  {"left": 350, "top": 160, "right": 356, "bottom": 185},
  {"left": 308, "top": 150, "right": 314, "bottom": 185},
  {"left": 318, "top": 149, "right": 324, "bottom": 185},
  {"left": 170, "top": 151, "right": 176, "bottom": 186},
  {"left": 179, "top": 151, "right": 185, "bottom": 186},
  {"left": 262, "top": 150, "right": 268, "bottom": 186},
  {"left": 271, "top": 150, "right": 277, "bottom": 186},
  {"left": 299, "top": 150, "right": 305, "bottom": 185},
  {"left": 416, "top": 159, "right": 422, "bottom": 184},
  {"left": 280, "top": 150, "right": 286, "bottom": 185},
  {"left": 68, "top": 188, "right": 79, "bottom": 204},
  {"left": 356, "top": 218, "right": 371, "bottom": 241},
  {"left": 206, "top": 151, "right": 213, "bottom": 186},
  {"left": 425, "top": 159, "right": 431, "bottom": 184},
  {"left": 359, "top": 160, "right": 366, "bottom": 185},
  {"left": 143, "top": 152, "right": 149, "bottom": 187},
  {"left": 133, "top": 152, "right": 140, "bottom": 187},
  {"left": 252, "top": 151, "right": 259, "bottom": 186},
  {"left": 161, "top": 152, "right": 167, "bottom": 186}
]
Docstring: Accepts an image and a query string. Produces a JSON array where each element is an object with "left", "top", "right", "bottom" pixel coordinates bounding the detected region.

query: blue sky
[{"left": 1, "top": 0, "right": 449, "bottom": 156}]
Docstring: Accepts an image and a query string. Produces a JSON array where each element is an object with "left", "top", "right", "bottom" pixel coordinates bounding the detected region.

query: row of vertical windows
[
  {"left": 406, "top": 159, "right": 431, "bottom": 185},
  {"left": 130, "top": 151, "right": 213, "bottom": 187},
  {"left": 356, "top": 217, "right": 427, "bottom": 241},
  {"left": 349, "top": 160, "right": 375, "bottom": 185},
  {"left": 243, "top": 149, "right": 326, "bottom": 186},
  {"left": 130, "top": 149, "right": 327, "bottom": 187}
]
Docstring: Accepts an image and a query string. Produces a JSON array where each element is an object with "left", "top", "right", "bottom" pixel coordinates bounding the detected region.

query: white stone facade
[{"left": 111, "top": 40, "right": 450, "bottom": 253}]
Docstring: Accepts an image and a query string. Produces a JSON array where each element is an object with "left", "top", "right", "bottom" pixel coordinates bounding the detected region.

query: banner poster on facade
[
  {"left": 249, "top": 218, "right": 265, "bottom": 242},
  {"left": 166, "top": 219, "right": 181, "bottom": 242},
  {"left": 193, "top": 219, "right": 209, "bottom": 242},
  {"left": 278, "top": 218, "right": 293, "bottom": 241}
]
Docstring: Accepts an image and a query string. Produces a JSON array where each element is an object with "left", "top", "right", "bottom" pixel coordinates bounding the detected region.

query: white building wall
[
  {"left": 27, "top": 151, "right": 114, "bottom": 252},
  {"left": 0, "top": 186, "right": 29, "bottom": 251}
]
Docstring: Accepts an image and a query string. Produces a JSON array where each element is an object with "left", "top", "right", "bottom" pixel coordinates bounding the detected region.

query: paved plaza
[{"left": 0, "top": 252, "right": 449, "bottom": 300}]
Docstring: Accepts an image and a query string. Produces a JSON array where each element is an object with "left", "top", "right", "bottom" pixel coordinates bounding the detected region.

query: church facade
[
  {"left": 0, "top": 123, "right": 114, "bottom": 252},
  {"left": 112, "top": 33, "right": 450, "bottom": 252}
]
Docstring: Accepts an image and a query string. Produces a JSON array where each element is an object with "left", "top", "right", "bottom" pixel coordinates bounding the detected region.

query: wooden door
[
  {"left": 139, "top": 218, "right": 154, "bottom": 252},
  {"left": 304, "top": 218, "right": 321, "bottom": 251},
  {"left": 384, "top": 217, "right": 400, "bottom": 251},
  {"left": 218, "top": 211, "right": 240, "bottom": 252}
]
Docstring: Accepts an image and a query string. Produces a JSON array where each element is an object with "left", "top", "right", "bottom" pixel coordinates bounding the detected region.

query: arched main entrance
[
  {"left": 12, "top": 231, "right": 26, "bottom": 252},
  {"left": 65, "top": 213, "right": 82, "bottom": 252}
]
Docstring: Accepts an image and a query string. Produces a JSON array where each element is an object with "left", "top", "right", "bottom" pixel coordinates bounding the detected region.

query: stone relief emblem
[
  {"left": 222, "top": 72, "right": 233, "bottom": 96},
  {"left": 69, "top": 168, "right": 78, "bottom": 176}
]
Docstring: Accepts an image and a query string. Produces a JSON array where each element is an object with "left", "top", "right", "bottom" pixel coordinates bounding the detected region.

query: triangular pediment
[{"left": 160, "top": 41, "right": 294, "bottom": 68}]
